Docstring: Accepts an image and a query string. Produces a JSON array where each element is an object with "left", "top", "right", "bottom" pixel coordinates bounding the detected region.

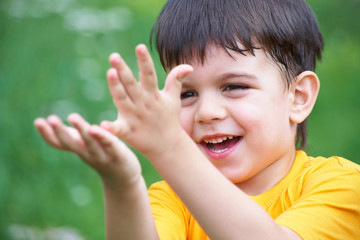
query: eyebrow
[
  {"left": 218, "top": 72, "right": 257, "bottom": 81},
  {"left": 181, "top": 71, "right": 257, "bottom": 89}
]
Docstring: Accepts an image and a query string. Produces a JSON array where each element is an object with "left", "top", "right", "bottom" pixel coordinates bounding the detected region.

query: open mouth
[{"left": 202, "top": 136, "right": 241, "bottom": 154}]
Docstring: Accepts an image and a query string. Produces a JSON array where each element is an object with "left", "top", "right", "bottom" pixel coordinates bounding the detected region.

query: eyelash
[
  {"left": 223, "top": 84, "right": 249, "bottom": 91},
  {"left": 180, "top": 84, "right": 249, "bottom": 100},
  {"left": 180, "top": 91, "right": 198, "bottom": 99}
]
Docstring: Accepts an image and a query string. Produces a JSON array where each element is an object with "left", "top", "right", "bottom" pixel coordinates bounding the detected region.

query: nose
[{"left": 194, "top": 95, "right": 227, "bottom": 124}]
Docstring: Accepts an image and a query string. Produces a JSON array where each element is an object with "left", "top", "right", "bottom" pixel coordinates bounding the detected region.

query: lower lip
[{"left": 202, "top": 138, "right": 241, "bottom": 160}]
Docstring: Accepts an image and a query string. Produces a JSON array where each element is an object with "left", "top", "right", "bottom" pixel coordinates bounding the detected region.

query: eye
[
  {"left": 180, "top": 91, "right": 198, "bottom": 99},
  {"left": 223, "top": 84, "right": 249, "bottom": 91}
]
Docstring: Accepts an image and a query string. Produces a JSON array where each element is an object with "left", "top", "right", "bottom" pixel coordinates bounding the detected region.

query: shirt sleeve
[
  {"left": 148, "top": 181, "right": 190, "bottom": 240},
  {"left": 275, "top": 160, "right": 360, "bottom": 240}
]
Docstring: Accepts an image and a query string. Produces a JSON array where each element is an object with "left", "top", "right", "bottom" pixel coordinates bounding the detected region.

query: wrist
[
  {"left": 102, "top": 173, "right": 146, "bottom": 198},
  {"left": 100, "top": 167, "right": 143, "bottom": 193},
  {"left": 145, "top": 128, "right": 196, "bottom": 167}
]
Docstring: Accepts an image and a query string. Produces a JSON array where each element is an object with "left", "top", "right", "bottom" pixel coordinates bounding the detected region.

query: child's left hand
[
  {"left": 101, "top": 44, "right": 193, "bottom": 161},
  {"left": 34, "top": 113, "right": 142, "bottom": 190}
]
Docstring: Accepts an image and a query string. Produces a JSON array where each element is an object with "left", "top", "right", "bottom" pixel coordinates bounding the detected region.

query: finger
[
  {"left": 89, "top": 125, "right": 140, "bottom": 180},
  {"left": 109, "top": 52, "right": 140, "bottom": 102},
  {"left": 136, "top": 44, "right": 158, "bottom": 92},
  {"left": 164, "top": 64, "right": 194, "bottom": 98},
  {"left": 100, "top": 117, "right": 130, "bottom": 139},
  {"left": 67, "top": 113, "right": 106, "bottom": 161},
  {"left": 107, "top": 68, "right": 134, "bottom": 111},
  {"left": 47, "top": 115, "right": 87, "bottom": 155},
  {"left": 88, "top": 125, "right": 122, "bottom": 158},
  {"left": 34, "top": 117, "right": 65, "bottom": 149}
]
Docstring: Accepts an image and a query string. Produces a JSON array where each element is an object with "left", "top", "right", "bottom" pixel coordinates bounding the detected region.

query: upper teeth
[{"left": 204, "top": 136, "right": 234, "bottom": 144}]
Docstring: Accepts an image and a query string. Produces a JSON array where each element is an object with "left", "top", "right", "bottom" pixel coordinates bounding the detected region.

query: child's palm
[
  {"left": 34, "top": 114, "right": 141, "bottom": 189},
  {"left": 101, "top": 45, "right": 193, "bottom": 160}
]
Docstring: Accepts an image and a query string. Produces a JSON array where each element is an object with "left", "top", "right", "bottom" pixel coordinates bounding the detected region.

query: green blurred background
[{"left": 1, "top": 0, "right": 359, "bottom": 239}]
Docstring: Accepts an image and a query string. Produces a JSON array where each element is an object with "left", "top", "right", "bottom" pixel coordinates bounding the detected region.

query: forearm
[
  {"left": 34, "top": 114, "right": 159, "bottom": 239},
  {"left": 102, "top": 176, "right": 159, "bottom": 240},
  {"left": 149, "top": 131, "right": 296, "bottom": 240},
  {"left": 101, "top": 45, "right": 298, "bottom": 239}
]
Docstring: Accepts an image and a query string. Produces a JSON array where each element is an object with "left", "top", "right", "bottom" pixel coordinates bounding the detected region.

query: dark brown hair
[{"left": 151, "top": 0, "right": 324, "bottom": 149}]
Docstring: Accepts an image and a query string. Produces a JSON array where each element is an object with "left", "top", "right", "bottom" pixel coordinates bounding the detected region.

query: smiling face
[{"left": 179, "top": 45, "right": 298, "bottom": 195}]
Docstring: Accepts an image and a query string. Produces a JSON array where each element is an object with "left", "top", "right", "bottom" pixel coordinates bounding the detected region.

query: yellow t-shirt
[{"left": 148, "top": 151, "right": 360, "bottom": 239}]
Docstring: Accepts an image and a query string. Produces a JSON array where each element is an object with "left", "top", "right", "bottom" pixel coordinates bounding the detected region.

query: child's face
[{"left": 179, "top": 45, "right": 297, "bottom": 194}]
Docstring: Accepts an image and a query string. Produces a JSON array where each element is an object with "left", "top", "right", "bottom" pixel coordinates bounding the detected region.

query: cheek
[
  {"left": 179, "top": 109, "right": 193, "bottom": 135},
  {"left": 250, "top": 97, "right": 292, "bottom": 139},
  {"left": 231, "top": 99, "right": 280, "bottom": 135},
  {"left": 231, "top": 102, "right": 260, "bottom": 127}
]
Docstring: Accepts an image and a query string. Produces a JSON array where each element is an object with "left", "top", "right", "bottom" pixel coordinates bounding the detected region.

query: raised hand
[
  {"left": 34, "top": 44, "right": 192, "bottom": 188},
  {"left": 33, "top": 45, "right": 194, "bottom": 239},
  {"left": 34, "top": 113, "right": 141, "bottom": 189},
  {"left": 101, "top": 44, "right": 193, "bottom": 160}
]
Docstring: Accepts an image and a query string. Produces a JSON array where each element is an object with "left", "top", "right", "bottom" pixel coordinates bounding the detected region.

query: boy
[{"left": 34, "top": 0, "right": 360, "bottom": 239}]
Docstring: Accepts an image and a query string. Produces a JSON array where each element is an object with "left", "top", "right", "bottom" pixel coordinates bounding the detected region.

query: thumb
[
  {"left": 100, "top": 118, "right": 129, "bottom": 138},
  {"left": 163, "top": 64, "right": 193, "bottom": 98}
]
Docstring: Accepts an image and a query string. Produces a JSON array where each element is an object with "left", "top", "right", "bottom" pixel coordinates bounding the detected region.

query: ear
[{"left": 289, "top": 71, "right": 320, "bottom": 123}]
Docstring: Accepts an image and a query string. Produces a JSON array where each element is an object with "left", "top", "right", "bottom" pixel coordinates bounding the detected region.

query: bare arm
[
  {"left": 151, "top": 131, "right": 300, "bottom": 240},
  {"left": 103, "top": 44, "right": 301, "bottom": 240},
  {"left": 34, "top": 114, "right": 158, "bottom": 240}
]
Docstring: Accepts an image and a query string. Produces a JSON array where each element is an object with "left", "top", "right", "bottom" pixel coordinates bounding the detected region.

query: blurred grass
[{"left": 0, "top": 0, "right": 359, "bottom": 239}]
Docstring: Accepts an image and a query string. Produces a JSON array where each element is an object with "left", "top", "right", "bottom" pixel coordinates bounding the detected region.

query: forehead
[
  {"left": 166, "top": 41, "right": 264, "bottom": 67},
  {"left": 181, "top": 44, "right": 287, "bottom": 88},
  {"left": 190, "top": 44, "right": 276, "bottom": 73}
]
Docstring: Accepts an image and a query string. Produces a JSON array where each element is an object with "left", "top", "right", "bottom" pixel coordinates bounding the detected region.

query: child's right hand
[{"left": 34, "top": 113, "right": 141, "bottom": 190}]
